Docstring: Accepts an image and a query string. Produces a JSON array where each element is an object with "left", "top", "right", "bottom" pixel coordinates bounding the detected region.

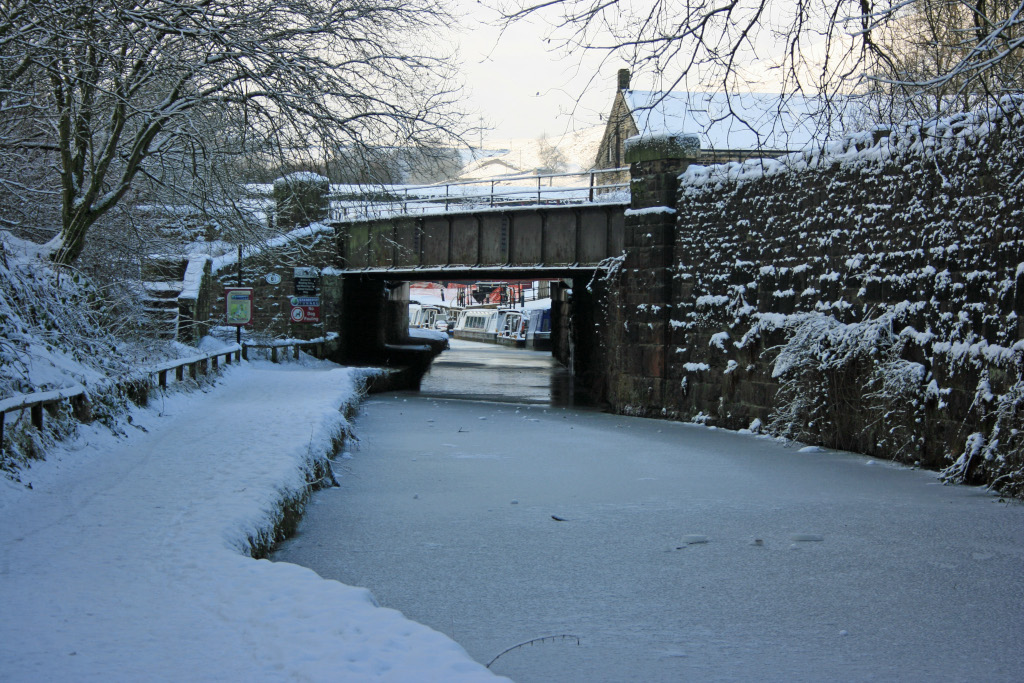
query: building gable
[{"left": 592, "top": 70, "right": 845, "bottom": 171}]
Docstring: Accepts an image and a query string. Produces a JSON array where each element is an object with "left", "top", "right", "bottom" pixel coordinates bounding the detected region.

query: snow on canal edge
[{"left": 0, "top": 359, "right": 503, "bottom": 682}]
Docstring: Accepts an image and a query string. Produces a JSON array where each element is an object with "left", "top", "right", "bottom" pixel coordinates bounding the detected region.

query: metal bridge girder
[{"left": 333, "top": 204, "right": 626, "bottom": 275}]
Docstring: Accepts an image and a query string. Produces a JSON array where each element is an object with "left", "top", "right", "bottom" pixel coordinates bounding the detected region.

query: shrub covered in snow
[{"left": 0, "top": 234, "right": 193, "bottom": 478}]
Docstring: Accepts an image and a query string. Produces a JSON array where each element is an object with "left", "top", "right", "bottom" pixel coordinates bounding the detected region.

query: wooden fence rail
[
  {"left": 240, "top": 338, "right": 328, "bottom": 363},
  {"left": 0, "top": 345, "right": 242, "bottom": 456}
]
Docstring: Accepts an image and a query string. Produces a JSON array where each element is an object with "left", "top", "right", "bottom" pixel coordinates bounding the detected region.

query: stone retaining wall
[{"left": 606, "top": 102, "right": 1024, "bottom": 494}]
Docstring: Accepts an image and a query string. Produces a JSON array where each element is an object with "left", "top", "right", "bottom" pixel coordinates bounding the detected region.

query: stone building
[{"left": 593, "top": 69, "right": 834, "bottom": 186}]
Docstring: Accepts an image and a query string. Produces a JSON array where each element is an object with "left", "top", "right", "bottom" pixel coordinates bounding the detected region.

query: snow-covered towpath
[{"left": 0, "top": 360, "right": 499, "bottom": 682}]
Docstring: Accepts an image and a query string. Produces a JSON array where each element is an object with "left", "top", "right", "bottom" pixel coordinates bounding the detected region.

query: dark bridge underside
[{"left": 332, "top": 203, "right": 627, "bottom": 275}]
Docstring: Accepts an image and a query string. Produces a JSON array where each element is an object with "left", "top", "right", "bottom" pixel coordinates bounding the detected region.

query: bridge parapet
[
  {"left": 326, "top": 167, "right": 628, "bottom": 221},
  {"left": 333, "top": 204, "right": 627, "bottom": 274}
]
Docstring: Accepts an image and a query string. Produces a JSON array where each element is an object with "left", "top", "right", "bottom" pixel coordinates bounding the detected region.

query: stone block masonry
[
  {"left": 604, "top": 101, "right": 1024, "bottom": 495},
  {"left": 205, "top": 225, "right": 341, "bottom": 343}
]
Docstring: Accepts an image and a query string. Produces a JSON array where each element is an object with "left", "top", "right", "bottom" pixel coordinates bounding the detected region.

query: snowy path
[{"left": 0, "top": 361, "right": 498, "bottom": 682}]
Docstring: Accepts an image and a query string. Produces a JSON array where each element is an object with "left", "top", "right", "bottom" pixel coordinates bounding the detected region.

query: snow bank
[{"left": 0, "top": 361, "right": 500, "bottom": 681}]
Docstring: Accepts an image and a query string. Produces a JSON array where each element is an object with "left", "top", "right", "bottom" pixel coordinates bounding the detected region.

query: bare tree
[
  {"left": 0, "top": 0, "right": 466, "bottom": 265},
  {"left": 865, "top": 0, "right": 1024, "bottom": 123},
  {"left": 537, "top": 132, "right": 568, "bottom": 174},
  {"left": 497, "top": 0, "right": 1023, "bottom": 130}
]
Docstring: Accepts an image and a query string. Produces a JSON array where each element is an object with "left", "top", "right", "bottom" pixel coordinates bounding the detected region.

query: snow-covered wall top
[
  {"left": 272, "top": 172, "right": 329, "bottom": 188},
  {"left": 679, "top": 98, "right": 1022, "bottom": 190}
]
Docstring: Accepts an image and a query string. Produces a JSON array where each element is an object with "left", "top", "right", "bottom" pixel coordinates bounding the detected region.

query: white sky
[
  {"left": 449, "top": 1, "right": 619, "bottom": 142},
  {"left": 445, "top": 1, "right": 838, "bottom": 144}
]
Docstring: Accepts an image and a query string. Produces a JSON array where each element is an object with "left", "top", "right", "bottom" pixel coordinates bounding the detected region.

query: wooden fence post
[{"left": 71, "top": 394, "right": 91, "bottom": 423}]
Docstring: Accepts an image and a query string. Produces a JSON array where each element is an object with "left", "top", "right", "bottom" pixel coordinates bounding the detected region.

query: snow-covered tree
[
  {"left": 864, "top": 0, "right": 1024, "bottom": 123},
  {"left": 0, "top": 0, "right": 465, "bottom": 265}
]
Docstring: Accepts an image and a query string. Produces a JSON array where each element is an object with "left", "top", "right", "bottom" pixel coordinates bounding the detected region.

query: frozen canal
[{"left": 274, "top": 341, "right": 1024, "bottom": 681}]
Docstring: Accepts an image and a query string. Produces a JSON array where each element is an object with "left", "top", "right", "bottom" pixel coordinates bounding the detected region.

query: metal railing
[{"left": 326, "top": 167, "right": 630, "bottom": 220}]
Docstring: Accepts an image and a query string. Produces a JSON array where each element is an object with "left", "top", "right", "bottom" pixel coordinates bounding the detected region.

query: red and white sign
[{"left": 289, "top": 296, "right": 320, "bottom": 323}]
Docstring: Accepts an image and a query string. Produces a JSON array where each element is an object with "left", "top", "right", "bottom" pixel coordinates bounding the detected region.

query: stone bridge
[{"left": 146, "top": 197, "right": 633, "bottom": 378}]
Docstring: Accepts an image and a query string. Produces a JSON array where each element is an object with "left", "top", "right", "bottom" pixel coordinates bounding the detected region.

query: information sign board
[
  {"left": 224, "top": 287, "right": 254, "bottom": 326},
  {"left": 294, "top": 267, "right": 321, "bottom": 296},
  {"left": 289, "top": 295, "right": 321, "bottom": 324}
]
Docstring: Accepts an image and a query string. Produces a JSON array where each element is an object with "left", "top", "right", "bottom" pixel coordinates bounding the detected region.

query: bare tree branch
[{"left": 0, "top": 0, "right": 469, "bottom": 264}]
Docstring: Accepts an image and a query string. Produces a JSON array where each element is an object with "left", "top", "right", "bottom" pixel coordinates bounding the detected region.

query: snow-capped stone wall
[
  {"left": 204, "top": 223, "right": 341, "bottom": 341},
  {"left": 607, "top": 100, "right": 1024, "bottom": 494}
]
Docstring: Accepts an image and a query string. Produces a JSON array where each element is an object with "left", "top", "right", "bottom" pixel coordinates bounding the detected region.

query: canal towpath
[{"left": 0, "top": 357, "right": 501, "bottom": 682}]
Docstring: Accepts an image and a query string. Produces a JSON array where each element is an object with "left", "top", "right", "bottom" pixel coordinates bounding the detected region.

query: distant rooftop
[{"left": 623, "top": 90, "right": 843, "bottom": 153}]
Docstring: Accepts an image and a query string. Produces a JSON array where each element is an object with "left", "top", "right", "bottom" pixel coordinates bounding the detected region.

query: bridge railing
[{"left": 327, "top": 167, "right": 629, "bottom": 221}]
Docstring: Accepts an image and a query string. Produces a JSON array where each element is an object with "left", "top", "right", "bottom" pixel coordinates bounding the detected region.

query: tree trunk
[{"left": 51, "top": 211, "right": 94, "bottom": 266}]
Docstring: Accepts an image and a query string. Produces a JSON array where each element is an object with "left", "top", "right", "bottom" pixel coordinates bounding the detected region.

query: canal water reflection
[{"left": 418, "top": 338, "right": 586, "bottom": 407}]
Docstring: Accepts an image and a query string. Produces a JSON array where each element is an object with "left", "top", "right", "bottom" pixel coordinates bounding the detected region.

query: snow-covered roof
[
  {"left": 623, "top": 91, "right": 834, "bottom": 152},
  {"left": 457, "top": 157, "right": 524, "bottom": 180}
]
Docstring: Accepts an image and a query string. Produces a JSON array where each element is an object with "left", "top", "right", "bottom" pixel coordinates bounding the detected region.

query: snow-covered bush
[
  {"left": 943, "top": 376, "right": 1024, "bottom": 497},
  {"left": 767, "top": 312, "right": 926, "bottom": 461},
  {"left": 0, "top": 235, "right": 192, "bottom": 478},
  {"left": 762, "top": 308, "right": 1024, "bottom": 494},
  {"left": 0, "top": 237, "right": 128, "bottom": 398}
]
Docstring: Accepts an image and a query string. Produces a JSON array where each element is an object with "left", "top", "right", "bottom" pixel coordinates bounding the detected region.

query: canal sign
[
  {"left": 293, "top": 267, "right": 320, "bottom": 296},
  {"left": 224, "top": 287, "right": 254, "bottom": 325},
  {"left": 289, "top": 295, "right": 320, "bottom": 323}
]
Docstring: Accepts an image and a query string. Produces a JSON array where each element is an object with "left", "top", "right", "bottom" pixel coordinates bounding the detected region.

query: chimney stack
[{"left": 617, "top": 68, "right": 630, "bottom": 91}]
